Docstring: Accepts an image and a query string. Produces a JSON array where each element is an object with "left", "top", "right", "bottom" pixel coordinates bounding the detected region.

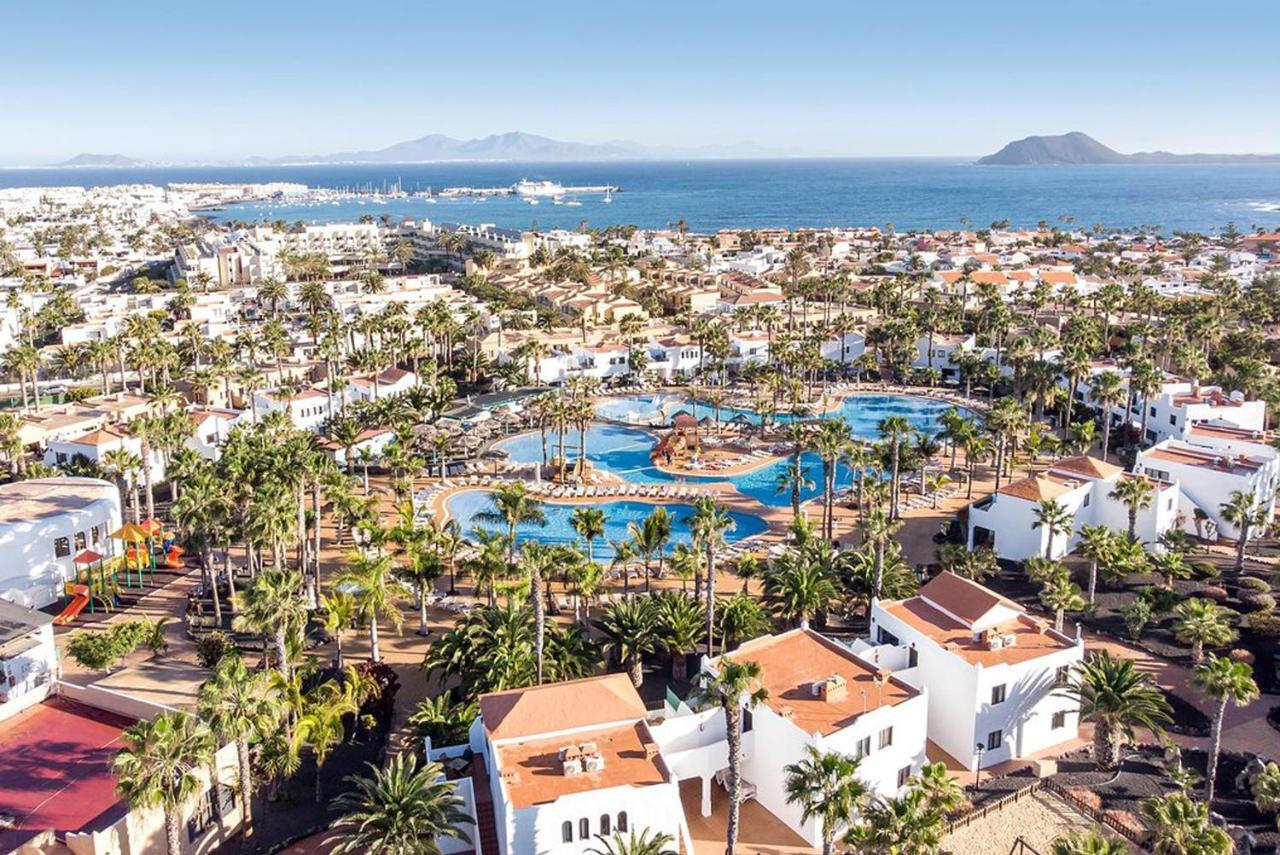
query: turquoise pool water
[
  {"left": 596, "top": 392, "right": 962, "bottom": 437},
  {"left": 494, "top": 423, "right": 839, "bottom": 506},
  {"left": 444, "top": 491, "right": 768, "bottom": 558}
]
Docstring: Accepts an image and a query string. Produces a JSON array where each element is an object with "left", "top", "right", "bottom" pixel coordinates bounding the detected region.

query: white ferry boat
[{"left": 513, "top": 179, "right": 566, "bottom": 197}]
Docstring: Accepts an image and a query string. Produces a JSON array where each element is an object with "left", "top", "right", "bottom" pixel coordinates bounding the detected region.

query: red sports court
[{"left": 0, "top": 697, "right": 134, "bottom": 851}]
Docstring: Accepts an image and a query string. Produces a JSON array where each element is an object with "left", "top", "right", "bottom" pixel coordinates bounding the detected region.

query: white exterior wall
[
  {"left": 739, "top": 705, "right": 816, "bottom": 843},
  {"left": 1145, "top": 397, "right": 1267, "bottom": 444},
  {"left": 1137, "top": 453, "right": 1278, "bottom": 540},
  {"left": 0, "top": 489, "right": 122, "bottom": 609},
  {"left": 510, "top": 780, "right": 685, "bottom": 855},
  {"left": 819, "top": 689, "right": 929, "bottom": 795},
  {"left": 0, "top": 623, "right": 58, "bottom": 722}
]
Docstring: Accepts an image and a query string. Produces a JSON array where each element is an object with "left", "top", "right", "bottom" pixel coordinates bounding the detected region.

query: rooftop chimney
[{"left": 816, "top": 674, "right": 848, "bottom": 703}]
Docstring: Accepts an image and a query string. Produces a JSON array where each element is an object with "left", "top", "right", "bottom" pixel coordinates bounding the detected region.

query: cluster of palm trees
[{"left": 110, "top": 651, "right": 409, "bottom": 855}]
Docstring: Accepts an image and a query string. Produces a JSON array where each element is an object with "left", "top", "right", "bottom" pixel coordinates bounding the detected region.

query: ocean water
[
  {"left": 443, "top": 491, "right": 768, "bottom": 557},
  {"left": 5, "top": 159, "right": 1279, "bottom": 232}
]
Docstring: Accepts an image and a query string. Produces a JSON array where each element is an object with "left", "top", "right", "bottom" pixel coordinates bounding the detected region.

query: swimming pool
[
  {"left": 494, "top": 423, "right": 842, "bottom": 506},
  {"left": 443, "top": 491, "right": 769, "bottom": 558},
  {"left": 597, "top": 392, "right": 964, "bottom": 438}
]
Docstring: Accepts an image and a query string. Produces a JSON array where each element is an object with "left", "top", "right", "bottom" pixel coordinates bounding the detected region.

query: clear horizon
[{"left": 3, "top": 0, "right": 1278, "bottom": 165}]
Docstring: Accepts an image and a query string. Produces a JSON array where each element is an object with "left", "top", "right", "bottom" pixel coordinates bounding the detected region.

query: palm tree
[
  {"left": 294, "top": 681, "right": 358, "bottom": 803},
  {"left": 764, "top": 553, "right": 838, "bottom": 630},
  {"left": 1049, "top": 830, "right": 1131, "bottom": 855},
  {"left": 784, "top": 746, "right": 868, "bottom": 855},
  {"left": 844, "top": 789, "right": 944, "bottom": 854},
  {"left": 587, "top": 829, "right": 678, "bottom": 855},
  {"left": 328, "top": 753, "right": 471, "bottom": 854},
  {"left": 1219, "top": 489, "right": 1268, "bottom": 573},
  {"left": 1077, "top": 524, "right": 1114, "bottom": 605},
  {"left": 112, "top": 712, "right": 216, "bottom": 855},
  {"left": 232, "top": 569, "right": 309, "bottom": 677},
  {"left": 475, "top": 481, "right": 545, "bottom": 567},
  {"left": 516, "top": 541, "right": 558, "bottom": 684},
  {"left": 1039, "top": 572, "right": 1085, "bottom": 632},
  {"left": 198, "top": 656, "right": 277, "bottom": 847},
  {"left": 1139, "top": 791, "right": 1232, "bottom": 854},
  {"left": 1108, "top": 476, "right": 1155, "bottom": 541},
  {"left": 690, "top": 498, "right": 734, "bottom": 652},
  {"left": 1032, "top": 498, "right": 1075, "bottom": 559},
  {"left": 878, "top": 415, "right": 913, "bottom": 519},
  {"left": 598, "top": 597, "right": 661, "bottom": 687},
  {"left": 1062, "top": 651, "right": 1172, "bottom": 769},
  {"left": 336, "top": 552, "right": 407, "bottom": 664},
  {"left": 1088, "top": 370, "right": 1126, "bottom": 460},
  {"left": 1173, "top": 599, "right": 1238, "bottom": 664},
  {"left": 320, "top": 591, "right": 358, "bottom": 669},
  {"left": 813, "top": 419, "right": 852, "bottom": 539},
  {"left": 629, "top": 508, "right": 672, "bottom": 593},
  {"left": 571, "top": 506, "right": 607, "bottom": 566},
  {"left": 653, "top": 592, "right": 703, "bottom": 682},
  {"left": 1194, "top": 654, "right": 1259, "bottom": 804},
  {"left": 691, "top": 659, "right": 768, "bottom": 855}
]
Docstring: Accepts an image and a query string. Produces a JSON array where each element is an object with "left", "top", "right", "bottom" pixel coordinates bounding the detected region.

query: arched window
[
  {"left": 74, "top": 531, "right": 87, "bottom": 551},
  {"left": 54, "top": 537, "right": 71, "bottom": 558},
  {"left": 578, "top": 818, "right": 590, "bottom": 840},
  {"left": 561, "top": 821, "right": 573, "bottom": 843},
  {"left": 617, "top": 811, "right": 628, "bottom": 833},
  {"left": 600, "top": 814, "right": 611, "bottom": 836}
]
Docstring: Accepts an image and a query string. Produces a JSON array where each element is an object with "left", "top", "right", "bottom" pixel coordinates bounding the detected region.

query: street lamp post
[{"left": 974, "top": 742, "right": 986, "bottom": 790}]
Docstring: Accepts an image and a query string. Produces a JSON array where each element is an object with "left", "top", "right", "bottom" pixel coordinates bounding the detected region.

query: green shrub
[
  {"left": 1139, "top": 585, "right": 1180, "bottom": 615},
  {"left": 1247, "top": 612, "right": 1280, "bottom": 637},
  {"left": 66, "top": 632, "right": 120, "bottom": 671},
  {"left": 195, "top": 632, "right": 236, "bottom": 669},
  {"left": 1239, "top": 577, "right": 1273, "bottom": 593},
  {"left": 1241, "top": 592, "right": 1277, "bottom": 612},
  {"left": 1125, "top": 599, "right": 1153, "bottom": 641}
]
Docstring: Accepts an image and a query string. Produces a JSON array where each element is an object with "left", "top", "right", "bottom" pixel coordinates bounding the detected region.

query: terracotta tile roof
[
  {"left": 1048, "top": 455, "right": 1122, "bottom": 480},
  {"left": 996, "top": 474, "right": 1073, "bottom": 502},
  {"left": 63, "top": 427, "right": 128, "bottom": 448},
  {"left": 495, "top": 721, "right": 670, "bottom": 809},
  {"left": 1187, "top": 423, "right": 1272, "bottom": 443},
  {"left": 917, "top": 572, "right": 1022, "bottom": 627},
  {"left": 479, "top": 674, "right": 647, "bottom": 742},
  {"left": 718, "top": 629, "right": 918, "bottom": 736},
  {"left": 880, "top": 597, "right": 1075, "bottom": 667}
]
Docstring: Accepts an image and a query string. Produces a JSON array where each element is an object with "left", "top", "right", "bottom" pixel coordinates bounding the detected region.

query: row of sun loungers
[{"left": 524, "top": 481, "right": 723, "bottom": 501}]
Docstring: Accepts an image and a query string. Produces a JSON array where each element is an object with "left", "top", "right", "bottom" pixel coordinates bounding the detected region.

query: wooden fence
[
  {"left": 1042, "top": 778, "right": 1151, "bottom": 850},
  {"left": 944, "top": 781, "right": 1042, "bottom": 834}
]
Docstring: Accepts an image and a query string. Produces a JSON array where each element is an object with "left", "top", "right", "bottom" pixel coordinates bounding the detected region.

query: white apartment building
[
  {"left": 699, "top": 629, "right": 929, "bottom": 848},
  {"left": 1136, "top": 438, "right": 1279, "bottom": 540},
  {"left": 45, "top": 426, "right": 167, "bottom": 486},
  {"left": 915, "top": 332, "right": 976, "bottom": 380},
  {"left": 865, "top": 572, "right": 1084, "bottom": 770},
  {"left": 1141, "top": 384, "right": 1267, "bottom": 445},
  {"left": 467, "top": 674, "right": 691, "bottom": 855},
  {"left": 252, "top": 387, "right": 333, "bottom": 432},
  {"left": 967, "top": 455, "right": 1182, "bottom": 561}
]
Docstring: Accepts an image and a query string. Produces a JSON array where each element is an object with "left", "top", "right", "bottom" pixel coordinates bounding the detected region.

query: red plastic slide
[
  {"left": 54, "top": 584, "right": 91, "bottom": 626},
  {"left": 164, "top": 546, "right": 184, "bottom": 569}
]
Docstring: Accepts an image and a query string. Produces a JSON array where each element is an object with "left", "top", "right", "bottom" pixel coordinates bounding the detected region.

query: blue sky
[{"left": 3, "top": 0, "right": 1278, "bottom": 164}]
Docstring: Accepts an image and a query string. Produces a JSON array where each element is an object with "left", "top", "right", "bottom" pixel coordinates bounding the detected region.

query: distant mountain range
[
  {"left": 54, "top": 153, "right": 148, "bottom": 167},
  {"left": 978, "top": 132, "right": 1280, "bottom": 165},
  {"left": 51, "top": 132, "right": 781, "bottom": 167}
]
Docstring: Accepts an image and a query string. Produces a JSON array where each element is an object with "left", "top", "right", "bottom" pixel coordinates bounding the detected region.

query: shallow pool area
[{"left": 443, "top": 491, "right": 769, "bottom": 557}]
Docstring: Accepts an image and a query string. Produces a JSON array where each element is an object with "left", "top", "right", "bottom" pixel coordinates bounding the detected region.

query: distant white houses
[
  {"left": 967, "top": 455, "right": 1181, "bottom": 561},
  {"left": 252, "top": 387, "right": 333, "bottom": 432},
  {"left": 863, "top": 572, "right": 1084, "bottom": 770},
  {"left": 346, "top": 367, "right": 418, "bottom": 403},
  {"left": 0, "top": 477, "right": 122, "bottom": 609}
]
